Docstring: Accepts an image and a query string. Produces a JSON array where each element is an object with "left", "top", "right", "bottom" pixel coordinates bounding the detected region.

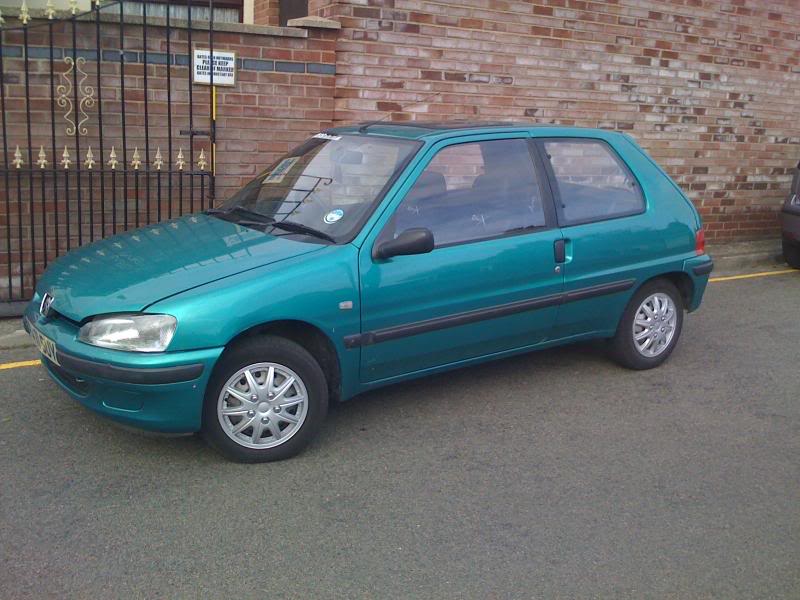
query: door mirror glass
[{"left": 374, "top": 228, "right": 434, "bottom": 260}]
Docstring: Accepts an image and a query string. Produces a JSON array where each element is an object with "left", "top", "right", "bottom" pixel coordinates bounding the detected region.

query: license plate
[{"left": 30, "top": 326, "right": 60, "bottom": 366}]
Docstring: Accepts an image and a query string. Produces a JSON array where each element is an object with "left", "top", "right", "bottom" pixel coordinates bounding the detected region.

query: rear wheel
[
  {"left": 202, "top": 336, "right": 328, "bottom": 462},
  {"left": 609, "top": 279, "right": 684, "bottom": 370},
  {"left": 783, "top": 239, "right": 800, "bottom": 269}
]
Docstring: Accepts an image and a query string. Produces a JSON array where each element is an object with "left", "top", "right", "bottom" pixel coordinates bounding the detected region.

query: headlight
[{"left": 78, "top": 314, "right": 177, "bottom": 352}]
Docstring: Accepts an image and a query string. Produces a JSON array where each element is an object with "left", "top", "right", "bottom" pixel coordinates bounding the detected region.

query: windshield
[{"left": 218, "top": 133, "right": 420, "bottom": 242}]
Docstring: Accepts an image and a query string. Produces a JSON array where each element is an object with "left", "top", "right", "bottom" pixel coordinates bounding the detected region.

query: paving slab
[{"left": 0, "top": 316, "right": 28, "bottom": 350}]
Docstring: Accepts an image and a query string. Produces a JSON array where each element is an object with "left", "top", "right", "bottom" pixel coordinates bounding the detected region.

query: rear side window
[{"left": 542, "top": 139, "right": 644, "bottom": 226}]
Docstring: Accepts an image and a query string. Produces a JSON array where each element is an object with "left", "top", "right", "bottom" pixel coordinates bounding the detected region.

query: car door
[
  {"left": 534, "top": 136, "right": 654, "bottom": 338},
  {"left": 355, "top": 134, "right": 564, "bottom": 383}
]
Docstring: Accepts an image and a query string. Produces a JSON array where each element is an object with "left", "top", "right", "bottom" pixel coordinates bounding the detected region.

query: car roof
[{"left": 327, "top": 121, "right": 623, "bottom": 141}]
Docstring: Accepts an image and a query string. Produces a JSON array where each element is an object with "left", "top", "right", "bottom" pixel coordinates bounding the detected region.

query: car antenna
[{"left": 358, "top": 92, "right": 442, "bottom": 134}]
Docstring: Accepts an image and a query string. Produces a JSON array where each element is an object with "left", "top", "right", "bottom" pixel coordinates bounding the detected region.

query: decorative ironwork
[
  {"left": 76, "top": 59, "right": 96, "bottom": 136},
  {"left": 56, "top": 63, "right": 75, "bottom": 135},
  {"left": 1, "top": 0, "right": 217, "bottom": 306},
  {"left": 56, "top": 57, "right": 96, "bottom": 137},
  {"left": 84, "top": 147, "right": 96, "bottom": 170},
  {"left": 107, "top": 147, "right": 118, "bottom": 170},
  {"left": 79, "top": 66, "right": 96, "bottom": 136},
  {"left": 19, "top": 2, "right": 30, "bottom": 26},
  {"left": 12, "top": 146, "right": 23, "bottom": 169},
  {"left": 37, "top": 147, "right": 48, "bottom": 169}
]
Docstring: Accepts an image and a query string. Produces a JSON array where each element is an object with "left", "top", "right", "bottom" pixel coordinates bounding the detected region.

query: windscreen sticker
[
  {"left": 324, "top": 209, "right": 344, "bottom": 224},
  {"left": 313, "top": 133, "right": 342, "bottom": 141},
  {"left": 262, "top": 156, "right": 299, "bottom": 184}
]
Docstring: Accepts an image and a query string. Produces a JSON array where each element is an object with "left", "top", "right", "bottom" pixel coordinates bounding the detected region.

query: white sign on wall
[{"left": 193, "top": 49, "right": 237, "bottom": 86}]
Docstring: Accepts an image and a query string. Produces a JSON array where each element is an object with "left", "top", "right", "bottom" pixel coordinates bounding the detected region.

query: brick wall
[
  {"left": 328, "top": 0, "right": 800, "bottom": 241},
  {"left": 253, "top": 0, "right": 280, "bottom": 26},
  {"left": 308, "top": 1, "right": 340, "bottom": 19},
  {"left": 210, "top": 26, "right": 337, "bottom": 197}
]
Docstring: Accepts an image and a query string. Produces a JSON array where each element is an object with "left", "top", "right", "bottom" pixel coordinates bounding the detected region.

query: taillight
[{"left": 695, "top": 229, "right": 705, "bottom": 255}]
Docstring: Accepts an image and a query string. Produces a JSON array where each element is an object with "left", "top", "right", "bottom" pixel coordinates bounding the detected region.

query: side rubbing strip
[
  {"left": 344, "top": 278, "right": 636, "bottom": 348},
  {"left": 563, "top": 279, "right": 635, "bottom": 302}
]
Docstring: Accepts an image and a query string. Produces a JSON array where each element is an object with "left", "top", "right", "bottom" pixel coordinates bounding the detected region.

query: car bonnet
[{"left": 36, "top": 213, "right": 325, "bottom": 322}]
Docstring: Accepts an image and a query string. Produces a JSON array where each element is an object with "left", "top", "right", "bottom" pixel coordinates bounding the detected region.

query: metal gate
[{"left": 0, "top": 1, "right": 219, "bottom": 313}]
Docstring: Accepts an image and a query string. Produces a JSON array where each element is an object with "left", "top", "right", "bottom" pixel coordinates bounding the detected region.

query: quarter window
[
  {"left": 543, "top": 140, "right": 644, "bottom": 225},
  {"left": 388, "top": 139, "right": 547, "bottom": 247}
]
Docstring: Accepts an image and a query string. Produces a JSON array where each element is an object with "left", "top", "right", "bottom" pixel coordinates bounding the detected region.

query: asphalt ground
[{"left": 0, "top": 271, "right": 798, "bottom": 599}]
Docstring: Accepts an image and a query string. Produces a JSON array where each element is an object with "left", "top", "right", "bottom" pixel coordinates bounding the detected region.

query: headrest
[{"left": 407, "top": 171, "right": 447, "bottom": 203}]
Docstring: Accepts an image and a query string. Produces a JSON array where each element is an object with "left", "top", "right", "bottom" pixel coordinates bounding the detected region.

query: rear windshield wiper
[{"left": 269, "top": 220, "right": 336, "bottom": 243}]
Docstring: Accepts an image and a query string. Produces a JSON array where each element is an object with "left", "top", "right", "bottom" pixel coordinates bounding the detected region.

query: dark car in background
[{"left": 782, "top": 161, "right": 800, "bottom": 268}]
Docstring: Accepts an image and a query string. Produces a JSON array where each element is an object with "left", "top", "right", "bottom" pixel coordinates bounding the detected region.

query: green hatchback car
[{"left": 24, "top": 122, "right": 713, "bottom": 462}]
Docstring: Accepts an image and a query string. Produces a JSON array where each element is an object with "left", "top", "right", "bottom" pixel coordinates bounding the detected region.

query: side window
[
  {"left": 389, "top": 139, "right": 547, "bottom": 247},
  {"left": 543, "top": 140, "right": 644, "bottom": 226}
]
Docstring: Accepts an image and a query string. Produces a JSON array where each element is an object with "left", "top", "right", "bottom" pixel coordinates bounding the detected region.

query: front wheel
[
  {"left": 202, "top": 336, "right": 328, "bottom": 462},
  {"left": 783, "top": 240, "right": 800, "bottom": 269},
  {"left": 609, "top": 280, "right": 684, "bottom": 370}
]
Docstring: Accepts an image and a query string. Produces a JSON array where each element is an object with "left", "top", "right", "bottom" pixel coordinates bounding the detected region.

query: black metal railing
[{"left": 0, "top": 1, "right": 218, "bottom": 309}]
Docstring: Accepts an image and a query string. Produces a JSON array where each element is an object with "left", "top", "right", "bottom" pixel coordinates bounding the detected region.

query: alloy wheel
[
  {"left": 217, "top": 362, "right": 308, "bottom": 449},
  {"left": 632, "top": 292, "right": 677, "bottom": 358}
]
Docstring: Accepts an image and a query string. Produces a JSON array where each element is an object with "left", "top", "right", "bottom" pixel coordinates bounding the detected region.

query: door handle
[{"left": 554, "top": 239, "right": 566, "bottom": 264}]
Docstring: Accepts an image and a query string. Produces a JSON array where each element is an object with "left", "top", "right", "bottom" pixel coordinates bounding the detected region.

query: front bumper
[{"left": 23, "top": 304, "right": 223, "bottom": 433}]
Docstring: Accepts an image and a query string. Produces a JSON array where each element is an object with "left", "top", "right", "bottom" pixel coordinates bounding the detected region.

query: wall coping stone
[{"left": 286, "top": 16, "right": 341, "bottom": 30}]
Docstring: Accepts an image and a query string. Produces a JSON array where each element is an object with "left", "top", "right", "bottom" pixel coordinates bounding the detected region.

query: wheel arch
[
  {"left": 223, "top": 320, "right": 342, "bottom": 403},
  {"left": 636, "top": 271, "right": 694, "bottom": 309}
]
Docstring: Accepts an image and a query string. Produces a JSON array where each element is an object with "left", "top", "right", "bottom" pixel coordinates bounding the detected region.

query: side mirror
[{"left": 373, "top": 227, "right": 434, "bottom": 260}]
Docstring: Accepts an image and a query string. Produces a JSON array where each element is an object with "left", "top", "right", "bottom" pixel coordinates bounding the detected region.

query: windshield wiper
[
  {"left": 206, "top": 206, "right": 273, "bottom": 222},
  {"left": 231, "top": 219, "right": 273, "bottom": 230},
  {"left": 208, "top": 207, "right": 335, "bottom": 243},
  {"left": 269, "top": 220, "right": 336, "bottom": 243}
]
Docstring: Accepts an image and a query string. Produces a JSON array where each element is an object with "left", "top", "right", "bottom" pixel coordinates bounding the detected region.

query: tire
[
  {"left": 202, "top": 335, "right": 328, "bottom": 462},
  {"left": 609, "top": 279, "right": 684, "bottom": 370},
  {"left": 783, "top": 239, "right": 800, "bottom": 269}
]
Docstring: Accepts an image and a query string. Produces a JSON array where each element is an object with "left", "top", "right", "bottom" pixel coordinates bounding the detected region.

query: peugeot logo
[{"left": 39, "top": 293, "right": 55, "bottom": 318}]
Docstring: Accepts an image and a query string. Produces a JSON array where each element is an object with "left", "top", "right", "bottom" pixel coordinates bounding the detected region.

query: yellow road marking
[
  {"left": 709, "top": 269, "right": 796, "bottom": 283},
  {"left": 0, "top": 268, "right": 796, "bottom": 372},
  {"left": 0, "top": 359, "right": 41, "bottom": 370}
]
